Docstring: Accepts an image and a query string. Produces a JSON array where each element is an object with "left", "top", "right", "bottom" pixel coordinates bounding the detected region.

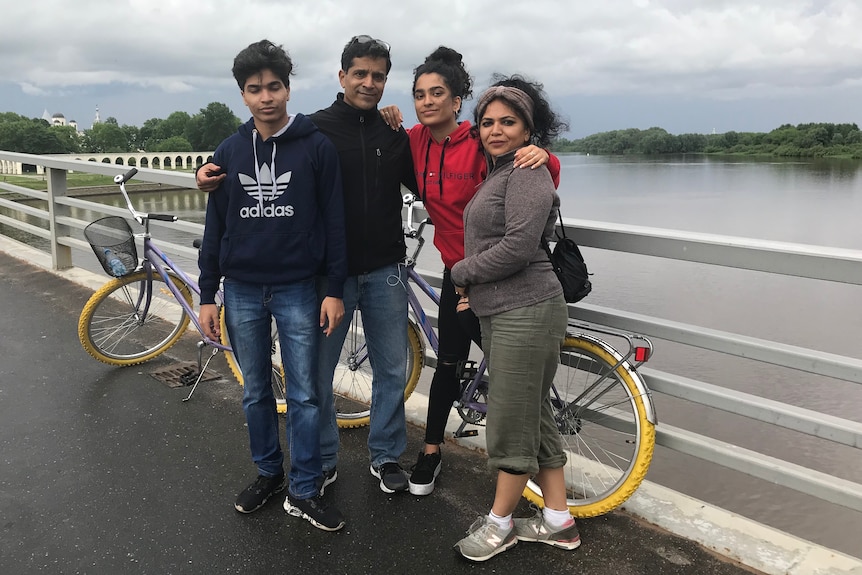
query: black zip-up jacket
[{"left": 310, "top": 94, "right": 417, "bottom": 276}]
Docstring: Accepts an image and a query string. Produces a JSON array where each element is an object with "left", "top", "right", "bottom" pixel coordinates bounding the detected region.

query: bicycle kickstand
[{"left": 182, "top": 342, "right": 220, "bottom": 403}]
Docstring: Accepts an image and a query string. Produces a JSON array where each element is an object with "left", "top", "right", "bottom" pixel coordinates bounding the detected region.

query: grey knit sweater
[{"left": 450, "top": 149, "right": 563, "bottom": 317}]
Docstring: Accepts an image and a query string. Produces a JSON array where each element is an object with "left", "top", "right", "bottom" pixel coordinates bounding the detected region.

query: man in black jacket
[
  {"left": 197, "top": 35, "right": 417, "bottom": 494},
  {"left": 308, "top": 35, "right": 417, "bottom": 494}
]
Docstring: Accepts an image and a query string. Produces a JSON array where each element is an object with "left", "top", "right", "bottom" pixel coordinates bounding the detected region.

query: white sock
[
  {"left": 488, "top": 510, "right": 513, "bottom": 530},
  {"left": 543, "top": 507, "right": 574, "bottom": 529}
]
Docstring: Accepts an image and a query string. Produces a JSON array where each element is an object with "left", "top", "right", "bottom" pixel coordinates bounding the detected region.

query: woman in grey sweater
[{"left": 450, "top": 76, "right": 578, "bottom": 562}]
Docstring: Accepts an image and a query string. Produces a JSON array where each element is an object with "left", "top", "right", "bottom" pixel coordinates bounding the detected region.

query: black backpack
[{"left": 541, "top": 210, "right": 592, "bottom": 303}]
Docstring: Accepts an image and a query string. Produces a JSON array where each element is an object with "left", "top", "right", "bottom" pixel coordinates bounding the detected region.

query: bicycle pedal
[
  {"left": 454, "top": 429, "right": 479, "bottom": 438},
  {"left": 456, "top": 360, "right": 478, "bottom": 379}
]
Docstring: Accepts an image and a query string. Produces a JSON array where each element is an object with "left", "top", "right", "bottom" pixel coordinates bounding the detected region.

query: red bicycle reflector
[{"left": 634, "top": 347, "right": 650, "bottom": 362}]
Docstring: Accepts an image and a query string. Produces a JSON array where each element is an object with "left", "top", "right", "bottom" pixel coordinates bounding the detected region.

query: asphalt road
[{"left": 0, "top": 249, "right": 760, "bottom": 575}]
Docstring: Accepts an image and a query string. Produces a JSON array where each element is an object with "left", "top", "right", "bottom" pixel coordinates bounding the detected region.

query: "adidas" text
[{"left": 240, "top": 205, "right": 295, "bottom": 218}]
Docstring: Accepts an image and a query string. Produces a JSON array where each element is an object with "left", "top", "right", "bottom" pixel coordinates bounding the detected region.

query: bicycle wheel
[
  {"left": 78, "top": 271, "right": 192, "bottom": 366},
  {"left": 334, "top": 311, "right": 424, "bottom": 428},
  {"left": 219, "top": 307, "right": 287, "bottom": 414},
  {"left": 522, "top": 335, "right": 655, "bottom": 518}
]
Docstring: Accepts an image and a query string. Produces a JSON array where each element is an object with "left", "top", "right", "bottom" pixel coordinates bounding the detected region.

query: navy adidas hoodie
[{"left": 198, "top": 114, "right": 347, "bottom": 305}]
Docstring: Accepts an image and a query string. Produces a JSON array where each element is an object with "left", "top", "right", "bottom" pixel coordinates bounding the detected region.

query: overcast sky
[{"left": 2, "top": 0, "right": 861, "bottom": 138}]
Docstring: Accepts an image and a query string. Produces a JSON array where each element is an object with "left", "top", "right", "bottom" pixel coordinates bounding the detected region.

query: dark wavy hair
[
  {"left": 341, "top": 35, "right": 392, "bottom": 74},
  {"left": 472, "top": 74, "right": 569, "bottom": 148},
  {"left": 412, "top": 46, "right": 473, "bottom": 119},
  {"left": 232, "top": 40, "right": 294, "bottom": 90}
]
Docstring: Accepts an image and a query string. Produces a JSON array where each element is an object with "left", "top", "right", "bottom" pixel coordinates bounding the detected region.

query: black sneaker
[
  {"left": 369, "top": 462, "right": 408, "bottom": 493},
  {"left": 317, "top": 467, "right": 337, "bottom": 497},
  {"left": 234, "top": 473, "right": 286, "bottom": 513},
  {"left": 408, "top": 451, "right": 442, "bottom": 496},
  {"left": 284, "top": 495, "right": 345, "bottom": 531}
]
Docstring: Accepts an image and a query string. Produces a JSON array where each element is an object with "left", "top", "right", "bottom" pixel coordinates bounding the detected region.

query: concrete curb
[
  {"left": 4, "top": 235, "right": 862, "bottom": 575},
  {"left": 405, "top": 392, "right": 862, "bottom": 575}
]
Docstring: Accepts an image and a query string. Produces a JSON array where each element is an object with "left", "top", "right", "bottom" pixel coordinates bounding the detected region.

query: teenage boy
[
  {"left": 199, "top": 35, "right": 417, "bottom": 494},
  {"left": 197, "top": 39, "right": 347, "bottom": 531}
]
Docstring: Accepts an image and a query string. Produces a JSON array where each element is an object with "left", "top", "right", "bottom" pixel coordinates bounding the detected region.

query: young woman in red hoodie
[{"left": 382, "top": 46, "right": 561, "bottom": 496}]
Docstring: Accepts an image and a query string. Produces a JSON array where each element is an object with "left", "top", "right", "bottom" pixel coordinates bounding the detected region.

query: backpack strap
[{"left": 540, "top": 208, "right": 563, "bottom": 267}]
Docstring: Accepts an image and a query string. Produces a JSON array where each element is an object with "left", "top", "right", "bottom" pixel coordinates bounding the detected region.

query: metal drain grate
[{"left": 150, "top": 361, "right": 221, "bottom": 388}]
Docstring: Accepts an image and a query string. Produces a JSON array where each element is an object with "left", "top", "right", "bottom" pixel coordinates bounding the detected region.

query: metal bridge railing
[{"left": 2, "top": 150, "right": 861, "bottom": 539}]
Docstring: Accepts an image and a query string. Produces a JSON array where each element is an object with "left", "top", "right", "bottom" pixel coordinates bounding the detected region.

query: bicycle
[
  {"left": 333, "top": 194, "right": 658, "bottom": 517},
  {"left": 77, "top": 168, "right": 287, "bottom": 411}
]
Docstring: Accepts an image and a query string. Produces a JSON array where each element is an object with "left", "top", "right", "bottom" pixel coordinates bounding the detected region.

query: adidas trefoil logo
[
  {"left": 239, "top": 164, "right": 291, "bottom": 200},
  {"left": 238, "top": 164, "right": 294, "bottom": 218}
]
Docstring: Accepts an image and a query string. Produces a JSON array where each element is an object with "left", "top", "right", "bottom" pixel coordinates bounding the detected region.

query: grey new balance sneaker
[
  {"left": 453, "top": 516, "right": 517, "bottom": 562},
  {"left": 513, "top": 510, "right": 581, "bottom": 550}
]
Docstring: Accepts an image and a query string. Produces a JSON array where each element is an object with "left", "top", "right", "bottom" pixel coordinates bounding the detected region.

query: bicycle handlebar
[
  {"left": 403, "top": 194, "right": 431, "bottom": 264},
  {"left": 403, "top": 193, "right": 431, "bottom": 236},
  {"left": 114, "top": 168, "right": 178, "bottom": 226},
  {"left": 113, "top": 167, "right": 138, "bottom": 184}
]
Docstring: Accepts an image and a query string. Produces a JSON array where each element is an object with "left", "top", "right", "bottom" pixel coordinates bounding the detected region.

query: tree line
[
  {"left": 553, "top": 123, "right": 862, "bottom": 159},
  {"left": 5, "top": 105, "right": 861, "bottom": 161},
  {"left": 0, "top": 102, "right": 241, "bottom": 155}
]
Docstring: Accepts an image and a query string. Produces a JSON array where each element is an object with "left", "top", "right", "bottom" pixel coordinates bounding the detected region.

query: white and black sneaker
[
  {"left": 284, "top": 494, "right": 345, "bottom": 531},
  {"left": 370, "top": 462, "right": 408, "bottom": 493},
  {"left": 317, "top": 467, "right": 337, "bottom": 497},
  {"left": 408, "top": 451, "right": 442, "bottom": 496}
]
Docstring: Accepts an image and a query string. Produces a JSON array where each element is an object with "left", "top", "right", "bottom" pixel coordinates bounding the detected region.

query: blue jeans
[
  {"left": 223, "top": 278, "right": 321, "bottom": 500},
  {"left": 317, "top": 263, "right": 408, "bottom": 470}
]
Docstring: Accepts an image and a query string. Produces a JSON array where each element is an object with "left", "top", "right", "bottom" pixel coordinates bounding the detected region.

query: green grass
[
  {"left": 1, "top": 173, "right": 117, "bottom": 190},
  {"left": 1, "top": 168, "right": 197, "bottom": 191}
]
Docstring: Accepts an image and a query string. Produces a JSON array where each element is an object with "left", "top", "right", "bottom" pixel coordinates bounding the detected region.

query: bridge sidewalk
[{"left": 0, "top": 240, "right": 857, "bottom": 575}]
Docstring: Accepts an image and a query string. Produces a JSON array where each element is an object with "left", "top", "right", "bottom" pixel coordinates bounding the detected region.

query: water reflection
[{"left": 0, "top": 187, "right": 208, "bottom": 273}]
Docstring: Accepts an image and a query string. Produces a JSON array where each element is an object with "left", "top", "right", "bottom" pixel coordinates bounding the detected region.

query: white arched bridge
[{"left": 0, "top": 151, "right": 215, "bottom": 175}]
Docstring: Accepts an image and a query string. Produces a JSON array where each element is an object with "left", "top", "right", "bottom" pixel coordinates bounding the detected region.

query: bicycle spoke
[
  {"left": 333, "top": 310, "right": 423, "bottom": 428},
  {"left": 78, "top": 272, "right": 192, "bottom": 365},
  {"left": 523, "top": 336, "right": 654, "bottom": 517}
]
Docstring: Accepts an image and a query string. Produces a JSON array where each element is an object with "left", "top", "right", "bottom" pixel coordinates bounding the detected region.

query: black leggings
[{"left": 424, "top": 268, "right": 482, "bottom": 445}]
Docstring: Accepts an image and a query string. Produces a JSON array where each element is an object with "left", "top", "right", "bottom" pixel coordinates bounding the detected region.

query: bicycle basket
[{"left": 84, "top": 216, "right": 138, "bottom": 277}]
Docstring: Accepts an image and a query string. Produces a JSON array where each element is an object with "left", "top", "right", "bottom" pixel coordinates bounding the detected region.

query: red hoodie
[{"left": 408, "top": 121, "right": 561, "bottom": 269}]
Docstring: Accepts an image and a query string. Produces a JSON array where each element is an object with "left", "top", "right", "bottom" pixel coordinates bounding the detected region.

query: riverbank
[
  {"left": 0, "top": 183, "right": 186, "bottom": 201},
  {"left": 553, "top": 123, "right": 862, "bottom": 160}
]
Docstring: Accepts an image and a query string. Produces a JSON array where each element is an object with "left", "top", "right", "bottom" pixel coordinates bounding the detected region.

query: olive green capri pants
[{"left": 479, "top": 293, "right": 568, "bottom": 475}]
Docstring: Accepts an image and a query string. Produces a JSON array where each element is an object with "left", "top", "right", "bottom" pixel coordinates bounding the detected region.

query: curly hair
[
  {"left": 232, "top": 40, "right": 294, "bottom": 90},
  {"left": 472, "top": 74, "right": 569, "bottom": 148},
  {"left": 413, "top": 46, "right": 473, "bottom": 119}
]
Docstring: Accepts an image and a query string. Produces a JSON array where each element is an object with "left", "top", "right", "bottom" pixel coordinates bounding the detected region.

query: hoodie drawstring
[
  {"left": 437, "top": 138, "right": 448, "bottom": 199},
  {"left": 251, "top": 129, "right": 278, "bottom": 210},
  {"left": 421, "top": 136, "right": 450, "bottom": 203}
]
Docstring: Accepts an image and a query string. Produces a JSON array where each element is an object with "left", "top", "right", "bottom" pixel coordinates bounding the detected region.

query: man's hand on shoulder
[{"left": 196, "top": 162, "right": 226, "bottom": 192}]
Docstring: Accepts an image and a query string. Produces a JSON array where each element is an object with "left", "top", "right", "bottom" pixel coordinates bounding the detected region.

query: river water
[
  {"left": 558, "top": 154, "right": 862, "bottom": 559},
  {"left": 3, "top": 154, "right": 862, "bottom": 557}
]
